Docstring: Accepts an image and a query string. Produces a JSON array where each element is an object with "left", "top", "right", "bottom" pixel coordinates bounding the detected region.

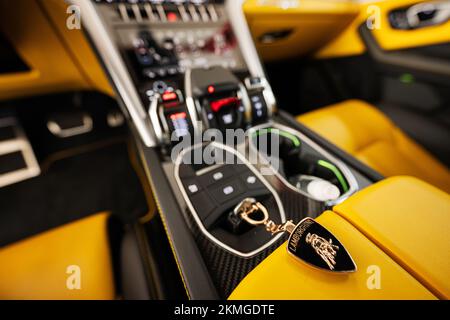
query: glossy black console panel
[{"left": 174, "top": 143, "right": 285, "bottom": 257}]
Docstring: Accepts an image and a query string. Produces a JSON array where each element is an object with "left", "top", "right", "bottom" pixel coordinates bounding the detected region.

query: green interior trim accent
[
  {"left": 400, "top": 73, "right": 415, "bottom": 85},
  {"left": 317, "top": 160, "right": 349, "bottom": 193},
  {"left": 253, "top": 128, "right": 301, "bottom": 147}
]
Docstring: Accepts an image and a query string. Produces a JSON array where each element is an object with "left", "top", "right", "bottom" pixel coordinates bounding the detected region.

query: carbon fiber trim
[{"left": 185, "top": 179, "right": 326, "bottom": 298}]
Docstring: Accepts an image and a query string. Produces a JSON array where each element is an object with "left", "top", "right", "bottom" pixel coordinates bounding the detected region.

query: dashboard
[{"left": 100, "top": 0, "right": 247, "bottom": 79}]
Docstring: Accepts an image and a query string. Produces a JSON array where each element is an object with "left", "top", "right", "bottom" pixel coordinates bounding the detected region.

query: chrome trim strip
[
  {"left": 237, "top": 83, "right": 253, "bottom": 124},
  {"left": 70, "top": 0, "right": 156, "bottom": 147},
  {"left": 248, "top": 122, "right": 359, "bottom": 206},
  {"left": 47, "top": 114, "right": 93, "bottom": 138},
  {"left": 0, "top": 118, "right": 40, "bottom": 188},
  {"left": 195, "top": 163, "right": 222, "bottom": 176},
  {"left": 174, "top": 142, "right": 286, "bottom": 258},
  {"left": 227, "top": 1, "right": 277, "bottom": 115},
  {"left": 245, "top": 77, "right": 277, "bottom": 117},
  {"left": 184, "top": 68, "right": 202, "bottom": 137},
  {"left": 225, "top": 0, "right": 265, "bottom": 78},
  {"left": 148, "top": 94, "right": 164, "bottom": 144}
]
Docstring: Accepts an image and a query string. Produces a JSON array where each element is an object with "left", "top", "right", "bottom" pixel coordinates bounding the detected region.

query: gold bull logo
[{"left": 305, "top": 233, "right": 339, "bottom": 270}]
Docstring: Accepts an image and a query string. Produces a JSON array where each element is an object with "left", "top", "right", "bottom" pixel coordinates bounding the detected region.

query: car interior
[{"left": 0, "top": 0, "right": 449, "bottom": 300}]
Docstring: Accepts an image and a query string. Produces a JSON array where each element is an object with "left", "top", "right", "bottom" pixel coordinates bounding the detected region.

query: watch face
[{"left": 287, "top": 218, "right": 357, "bottom": 273}]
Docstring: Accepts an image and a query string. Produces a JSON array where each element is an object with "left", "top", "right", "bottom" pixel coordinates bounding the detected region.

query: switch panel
[{"left": 174, "top": 142, "right": 286, "bottom": 257}]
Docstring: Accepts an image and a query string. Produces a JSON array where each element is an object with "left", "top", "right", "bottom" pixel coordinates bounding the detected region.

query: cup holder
[{"left": 249, "top": 126, "right": 355, "bottom": 203}]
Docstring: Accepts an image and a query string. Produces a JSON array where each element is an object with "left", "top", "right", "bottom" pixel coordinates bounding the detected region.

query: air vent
[{"left": 115, "top": 3, "right": 221, "bottom": 23}]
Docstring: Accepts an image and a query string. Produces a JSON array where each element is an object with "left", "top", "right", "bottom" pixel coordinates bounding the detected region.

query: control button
[
  {"left": 167, "top": 111, "right": 190, "bottom": 138},
  {"left": 162, "top": 38, "right": 175, "bottom": 51},
  {"left": 217, "top": 107, "right": 242, "bottom": 130},
  {"left": 153, "top": 81, "right": 168, "bottom": 94},
  {"left": 198, "top": 166, "right": 234, "bottom": 187},
  {"left": 188, "top": 184, "right": 199, "bottom": 194},
  {"left": 210, "top": 179, "right": 245, "bottom": 204},
  {"left": 143, "top": 69, "right": 156, "bottom": 79},
  {"left": 213, "top": 172, "right": 223, "bottom": 181},
  {"left": 183, "top": 178, "right": 201, "bottom": 196},
  {"left": 247, "top": 176, "right": 256, "bottom": 184},
  {"left": 167, "top": 12, "right": 178, "bottom": 22},
  {"left": 242, "top": 173, "right": 265, "bottom": 190},
  {"left": 190, "top": 191, "right": 216, "bottom": 221},
  {"left": 223, "top": 185, "right": 234, "bottom": 195},
  {"left": 167, "top": 66, "right": 178, "bottom": 75},
  {"left": 222, "top": 113, "right": 233, "bottom": 125},
  {"left": 247, "top": 77, "right": 262, "bottom": 88},
  {"left": 135, "top": 46, "right": 153, "bottom": 67},
  {"left": 156, "top": 68, "right": 167, "bottom": 77},
  {"left": 250, "top": 93, "right": 268, "bottom": 123},
  {"left": 204, "top": 110, "right": 218, "bottom": 128},
  {"left": 161, "top": 91, "right": 178, "bottom": 102}
]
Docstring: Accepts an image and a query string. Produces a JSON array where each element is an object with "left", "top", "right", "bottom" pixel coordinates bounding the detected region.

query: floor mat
[{"left": 0, "top": 142, "right": 149, "bottom": 247}]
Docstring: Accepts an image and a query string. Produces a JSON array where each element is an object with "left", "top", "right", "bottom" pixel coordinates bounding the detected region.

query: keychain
[{"left": 234, "top": 198, "right": 357, "bottom": 273}]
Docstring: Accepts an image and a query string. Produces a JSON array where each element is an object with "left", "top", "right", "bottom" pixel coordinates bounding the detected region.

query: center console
[{"left": 76, "top": 0, "right": 376, "bottom": 299}]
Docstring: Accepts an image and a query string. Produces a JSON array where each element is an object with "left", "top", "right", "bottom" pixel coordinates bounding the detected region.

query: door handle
[
  {"left": 406, "top": 0, "right": 450, "bottom": 29},
  {"left": 258, "top": 29, "right": 293, "bottom": 44}
]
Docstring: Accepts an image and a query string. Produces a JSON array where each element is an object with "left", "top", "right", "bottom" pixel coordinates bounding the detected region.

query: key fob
[{"left": 287, "top": 218, "right": 357, "bottom": 273}]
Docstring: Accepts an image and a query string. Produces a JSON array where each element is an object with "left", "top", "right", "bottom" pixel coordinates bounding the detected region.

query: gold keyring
[{"left": 240, "top": 202, "right": 269, "bottom": 226}]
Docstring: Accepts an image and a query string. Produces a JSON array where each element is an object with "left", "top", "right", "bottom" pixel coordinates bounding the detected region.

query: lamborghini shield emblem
[{"left": 287, "top": 218, "right": 357, "bottom": 273}]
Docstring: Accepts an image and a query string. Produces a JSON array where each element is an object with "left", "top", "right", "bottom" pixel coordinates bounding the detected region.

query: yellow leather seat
[
  {"left": 334, "top": 176, "right": 450, "bottom": 299},
  {"left": 297, "top": 100, "right": 450, "bottom": 193},
  {"left": 0, "top": 213, "right": 115, "bottom": 300}
]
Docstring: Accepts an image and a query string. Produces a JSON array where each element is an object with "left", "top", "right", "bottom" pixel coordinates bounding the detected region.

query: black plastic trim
[
  {"left": 137, "top": 142, "right": 219, "bottom": 299},
  {"left": 358, "top": 24, "right": 450, "bottom": 78}
]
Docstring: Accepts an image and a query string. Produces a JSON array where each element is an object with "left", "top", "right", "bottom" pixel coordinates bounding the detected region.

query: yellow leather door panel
[
  {"left": 334, "top": 176, "right": 450, "bottom": 299},
  {"left": 0, "top": 0, "right": 88, "bottom": 100},
  {"left": 40, "top": 0, "right": 113, "bottom": 97},
  {"left": 243, "top": 0, "right": 359, "bottom": 61},
  {"left": 370, "top": 0, "right": 450, "bottom": 51},
  {"left": 0, "top": 0, "right": 112, "bottom": 100},
  {"left": 229, "top": 210, "right": 436, "bottom": 300},
  {"left": 317, "top": 0, "right": 450, "bottom": 59}
]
